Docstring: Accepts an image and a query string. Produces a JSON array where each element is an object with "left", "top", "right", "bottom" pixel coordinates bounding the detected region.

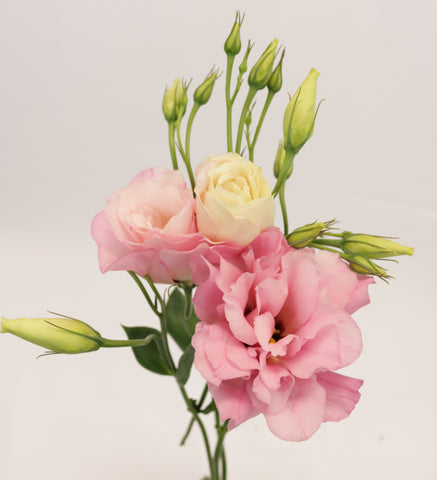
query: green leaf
[
  {"left": 176, "top": 344, "right": 195, "bottom": 386},
  {"left": 166, "top": 288, "right": 199, "bottom": 351},
  {"left": 122, "top": 325, "right": 171, "bottom": 376}
]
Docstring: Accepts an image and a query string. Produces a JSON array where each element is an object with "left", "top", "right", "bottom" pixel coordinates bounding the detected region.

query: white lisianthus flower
[{"left": 195, "top": 153, "right": 275, "bottom": 245}]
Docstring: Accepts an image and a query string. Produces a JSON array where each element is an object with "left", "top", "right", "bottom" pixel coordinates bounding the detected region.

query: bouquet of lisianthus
[{"left": 1, "top": 13, "right": 413, "bottom": 480}]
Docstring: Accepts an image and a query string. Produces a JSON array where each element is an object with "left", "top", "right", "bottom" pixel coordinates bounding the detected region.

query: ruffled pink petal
[
  {"left": 255, "top": 276, "right": 288, "bottom": 317},
  {"left": 285, "top": 311, "right": 362, "bottom": 378},
  {"left": 345, "top": 275, "right": 375, "bottom": 314},
  {"left": 264, "top": 377, "right": 326, "bottom": 441},
  {"left": 279, "top": 251, "right": 319, "bottom": 334},
  {"left": 316, "top": 370, "right": 363, "bottom": 422},
  {"left": 192, "top": 322, "right": 258, "bottom": 385},
  {"left": 209, "top": 379, "right": 259, "bottom": 430},
  {"left": 223, "top": 272, "right": 258, "bottom": 345}
]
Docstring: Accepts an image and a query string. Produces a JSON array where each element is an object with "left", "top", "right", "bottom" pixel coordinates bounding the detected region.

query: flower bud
[
  {"left": 239, "top": 40, "right": 253, "bottom": 75},
  {"left": 287, "top": 220, "right": 333, "bottom": 248},
  {"left": 1, "top": 316, "right": 102, "bottom": 354},
  {"left": 224, "top": 11, "right": 243, "bottom": 56},
  {"left": 162, "top": 79, "right": 185, "bottom": 123},
  {"left": 194, "top": 69, "right": 219, "bottom": 106},
  {"left": 248, "top": 39, "right": 278, "bottom": 90},
  {"left": 268, "top": 49, "right": 284, "bottom": 94},
  {"left": 342, "top": 233, "right": 414, "bottom": 259},
  {"left": 283, "top": 68, "right": 320, "bottom": 154},
  {"left": 273, "top": 141, "right": 293, "bottom": 179},
  {"left": 345, "top": 255, "right": 389, "bottom": 279}
]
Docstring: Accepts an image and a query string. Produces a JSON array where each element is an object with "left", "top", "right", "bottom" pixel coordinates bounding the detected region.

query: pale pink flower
[
  {"left": 91, "top": 167, "right": 208, "bottom": 283},
  {"left": 192, "top": 228, "right": 374, "bottom": 441}
]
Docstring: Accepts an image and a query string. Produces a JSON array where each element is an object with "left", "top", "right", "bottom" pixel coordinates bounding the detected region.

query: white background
[{"left": 1, "top": 0, "right": 436, "bottom": 478}]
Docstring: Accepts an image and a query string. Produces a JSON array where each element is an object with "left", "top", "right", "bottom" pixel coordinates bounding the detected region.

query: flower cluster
[
  {"left": 1, "top": 15, "right": 413, "bottom": 479},
  {"left": 90, "top": 151, "right": 375, "bottom": 441}
]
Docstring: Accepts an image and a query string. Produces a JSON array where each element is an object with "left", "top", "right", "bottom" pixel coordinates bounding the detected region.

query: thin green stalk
[
  {"left": 100, "top": 335, "right": 156, "bottom": 348},
  {"left": 279, "top": 184, "right": 289, "bottom": 235},
  {"left": 168, "top": 123, "right": 178, "bottom": 170},
  {"left": 249, "top": 91, "right": 275, "bottom": 162},
  {"left": 180, "top": 383, "right": 209, "bottom": 446},
  {"left": 311, "top": 238, "right": 342, "bottom": 248},
  {"left": 178, "top": 384, "right": 216, "bottom": 479},
  {"left": 225, "top": 55, "right": 235, "bottom": 152},
  {"left": 235, "top": 86, "right": 257, "bottom": 154},
  {"left": 221, "top": 449, "right": 227, "bottom": 480},
  {"left": 214, "top": 418, "right": 229, "bottom": 480},
  {"left": 176, "top": 122, "right": 187, "bottom": 160},
  {"left": 184, "top": 103, "right": 200, "bottom": 190},
  {"left": 128, "top": 271, "right": 160, "bottom": 317},
  {"left": 272, "top": 151, "right": 295, "bottom": 196},
  {"left": 144, "top": 276, "right": 176, "bottom": 373}
]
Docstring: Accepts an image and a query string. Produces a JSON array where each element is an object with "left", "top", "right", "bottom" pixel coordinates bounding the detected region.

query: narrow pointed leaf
[
  {"left": 122, "top": 325, "right": 171, "bottom": 375},
  {"left": 166, "top": 289, "right": 199, "bottom": 351},
  {"left": 176, "top": 344, "right": 195, "bottom": 386}
]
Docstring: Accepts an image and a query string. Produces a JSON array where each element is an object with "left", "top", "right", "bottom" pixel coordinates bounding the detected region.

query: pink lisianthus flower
[
  {"left": 91, "top": 167, "right": 209, "bottom": 284},
  {"left": 191, "top": 228, "right": 374, "bottom": 441}
]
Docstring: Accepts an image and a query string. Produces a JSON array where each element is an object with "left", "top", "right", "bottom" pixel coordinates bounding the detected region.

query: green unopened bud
[
  {"left": 1, "top": 316, "right": 102, "bottom": 354},
  {"left": 345, "top": 255, "right": 389, "bottom": 279},
  {"left": 283, "top": 68, "right": 320, "bottom": 154},
  {"left": 273, "top": 141, "right": 293, "bottom": 179},
  {"left": 194, "top": 69, "right": 219, "bottom": 106},
  {"left": 162, "top": 79, "right": 185, "bottom": 123},
  {"left": 224, "top": 11, "right": 243, "bottom": 56},
  {"left": 239, "top": 40, "right": 254, "bottom": 74},
  {"left": 248, "top": 39, "right": 278, "bottom": 90},
  {"left": 287, "top": 220, "right": 334, "bottom": 248},
  {"left": 342, "top": 233, "right": 414, "bottom": 259},
  {"left": 268, "top": 49, "right": 284, "bottom": 94}
]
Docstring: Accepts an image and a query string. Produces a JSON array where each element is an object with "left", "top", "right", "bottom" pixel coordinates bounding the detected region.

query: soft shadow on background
[{"left": 1, "top": 0, "right": 436, "bottom": 478}]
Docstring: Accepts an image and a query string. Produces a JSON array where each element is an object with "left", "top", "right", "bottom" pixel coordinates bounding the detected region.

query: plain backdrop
[{"left": 1, "top": 0, "right": 436, "bottom": 479}]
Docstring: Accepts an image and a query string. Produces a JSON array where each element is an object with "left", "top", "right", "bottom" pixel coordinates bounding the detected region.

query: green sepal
[
  {"left": 176, "top": 344, "right": 195, "bottom": 386},
  {"left": 122, "top": 325, "right": 172, "bottom": 376},
  {"left": 166, "top": 288, "right": 199, "bottom": 351}
]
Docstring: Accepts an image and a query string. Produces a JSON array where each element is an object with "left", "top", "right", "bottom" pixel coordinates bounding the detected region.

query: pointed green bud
[
  {"left": 248, "top": 39, "right": 278, "bottom": 90},
  {"left": 345, "top": 255, "right": 389, "bottom": 279},
  {"left": 268, "top": 49, "right": 284, "bottom": 94},
  {"left": 162, "top": 79, "right": 185, "bottom": 123},
  {"left": 224, "top": 11, "right": 243, "bottom": 56},
  {"left": 342, "top": 233, "right": 414, "bottom": 259},
  {"left": 283, "top": 68, "right": 320, "bottom": 154},
  {"left": 287, "top": 220, "right": 334, "bottom": 249},
  {"left": 273, "top": 141, "right": 293, "bottom": 179},
  {"left": 239, "top": 40, "right": 254, "bottom": 74},
  {"left": 1, "top": 316, "right": 102, "bottom": 354},
  {"left": 193, "top": 69, "right": 219, "bottom": 106}
]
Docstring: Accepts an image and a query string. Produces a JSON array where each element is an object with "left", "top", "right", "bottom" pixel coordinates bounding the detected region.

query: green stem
[
  {"left": 184, "top": 103, "right": 200, "bottom": 191},
  {"left": 225, "top": 55, "right": 235, "bottom": 152},
  {"left": 178, "top": 384, "right": 215, "bottom": 479},
  {"left": 235, "top": 86, "right": 257, "bottom": 154},
  {"left": 144, "top": 276, "right": 176, "bottom": 373},
  {"left": 176, "top": 122, "right": 187, "bottom": 160},
  {"left": 221, "top": 449, "right": 227, "bottom": 480},
  {"left": 249, "top": 91, "right": 274, "bottom": 162},
  {"left": 128, "top": 271, "right": 160, "bottom": 317},
  {"left": 214, "top": 418, "right": 229, "bottom": 480},
  {"left": 168, "top": 123, "right": 178, "bottom": 170},
  {"left": 279, "top": 184, "right": 289, "bottom": 235},
  {"left": 272, "top": 151, "right": 295, "bottom": 196},
  {"left": 180, "top": 383, "right": 209, "bottom": 446},
  {"left": 311, "top": 238, "right": 342, "bottom": 248},
  {"left": 100, "top": 335, "right": 156, "bottom": 348}
]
